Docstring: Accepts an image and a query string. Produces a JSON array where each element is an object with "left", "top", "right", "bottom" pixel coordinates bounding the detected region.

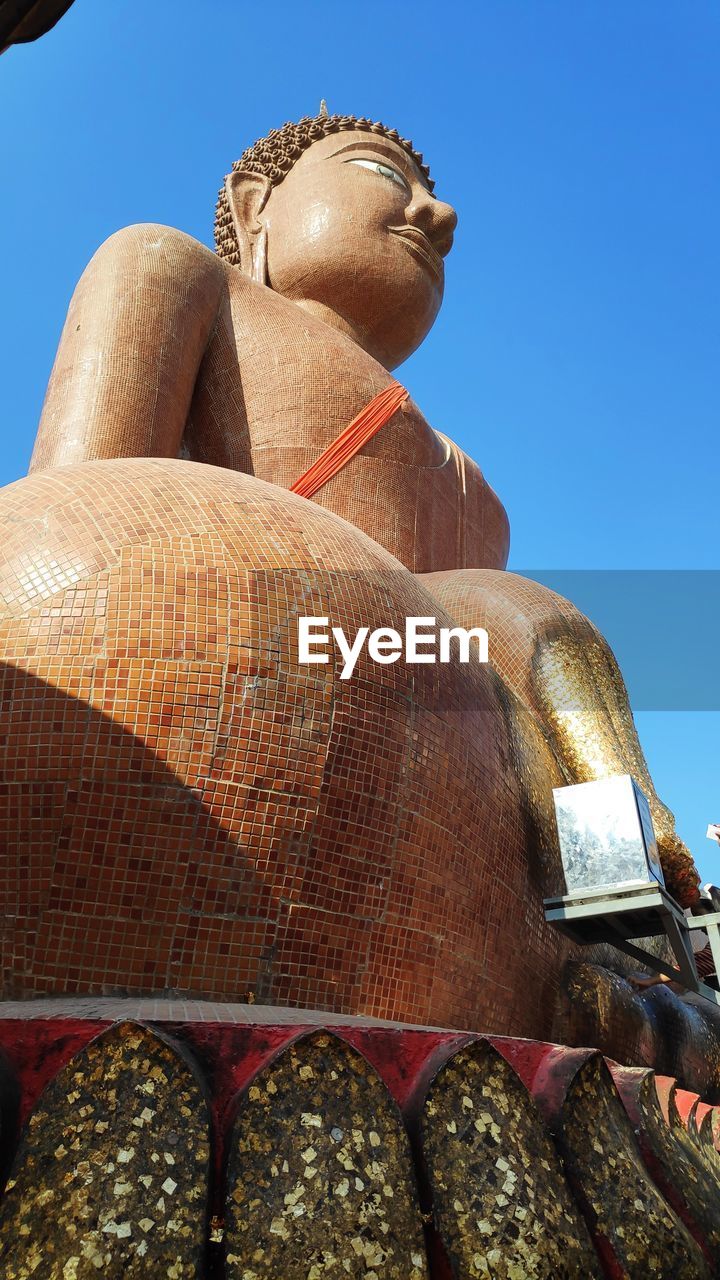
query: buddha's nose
[{"left": 406, "top": 191, "right": 458, "bottom": 257}]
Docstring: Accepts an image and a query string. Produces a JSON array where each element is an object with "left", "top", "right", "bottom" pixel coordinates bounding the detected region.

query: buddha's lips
[{"left": 389, "top": 226, "right": 444, "bottom": 280}]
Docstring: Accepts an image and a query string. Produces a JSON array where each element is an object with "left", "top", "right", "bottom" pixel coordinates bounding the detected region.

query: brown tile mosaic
[
  {"left": 0, "top": 455, "right": 701, "bottom": 1048},
  {"left": 0, "top": 458, "right": 579, "bottom": 1033}
]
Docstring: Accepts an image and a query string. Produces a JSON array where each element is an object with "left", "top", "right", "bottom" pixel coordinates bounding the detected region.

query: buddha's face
[{"left": 258, "top": 131, "right": 457, "bottom": 369}]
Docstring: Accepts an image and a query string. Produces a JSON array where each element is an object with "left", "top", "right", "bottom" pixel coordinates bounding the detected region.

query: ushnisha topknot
[{"left": 214, "top": 111, "right": 434, "bottom": 268}]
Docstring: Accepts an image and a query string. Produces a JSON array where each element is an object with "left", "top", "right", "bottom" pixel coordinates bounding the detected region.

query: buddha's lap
[{"left": 0, "top": 458, "right": 569, "bottom": 1019}]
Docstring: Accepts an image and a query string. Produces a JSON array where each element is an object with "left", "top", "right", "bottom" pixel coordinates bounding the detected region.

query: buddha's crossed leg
[{"left": 419, "top": 568, "right": 700, "bottom": 908}]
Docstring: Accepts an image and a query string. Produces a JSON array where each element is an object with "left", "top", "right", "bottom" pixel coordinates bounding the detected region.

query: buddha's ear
[{"left": 224, "top": 170, "right": 273, "bottom": 282}]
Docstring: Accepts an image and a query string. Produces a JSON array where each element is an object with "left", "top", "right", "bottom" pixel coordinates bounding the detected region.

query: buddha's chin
[
  {"left": 275, "top": 260, "right": 442, "bottom": 367},
  {"left": 365, "top": 318, "right": 438, "bottom": 370},
  {"left": 370, "top": 295, "right": 442, "bottom": 368},
  {"left": 338, "top": 274, "right": 443, "bottom": 367}
]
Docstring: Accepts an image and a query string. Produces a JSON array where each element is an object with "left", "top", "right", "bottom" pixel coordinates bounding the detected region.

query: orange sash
[{"left": 290, "top": 381, "right": 409, "bottom": 500}]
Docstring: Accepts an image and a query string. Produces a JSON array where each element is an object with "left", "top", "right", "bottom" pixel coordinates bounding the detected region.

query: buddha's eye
[{"left": 346, "top": 158, "right": 408, "bottom": 192}]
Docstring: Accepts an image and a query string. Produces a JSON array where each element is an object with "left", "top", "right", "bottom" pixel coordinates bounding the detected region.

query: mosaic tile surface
[{"left": 0, "top": 457, "right": 572, "bottom": 1035}]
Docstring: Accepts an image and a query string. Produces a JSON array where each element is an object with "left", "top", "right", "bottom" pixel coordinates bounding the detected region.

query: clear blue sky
[{"left": 1, "top": 1, "right": 718, "bottom": 877}]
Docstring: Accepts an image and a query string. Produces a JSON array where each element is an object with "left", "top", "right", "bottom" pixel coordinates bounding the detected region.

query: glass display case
[{"left": 552, "top": 774, "right": 664, "bottom": 896}]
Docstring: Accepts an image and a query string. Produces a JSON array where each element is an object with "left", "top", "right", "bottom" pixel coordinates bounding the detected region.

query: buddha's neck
[{"left": 293, "top": 299, "right": 388, "bottom": 367}]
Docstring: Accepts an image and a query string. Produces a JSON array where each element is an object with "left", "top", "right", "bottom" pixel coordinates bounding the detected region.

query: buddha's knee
[
  {"left": 0, "top": 459, "right": 570, "bottom": 1026},
  {"left": 419, "top": 567, "right": 699, "bottom": 907},
  {"left": 418, "top": 567, "right": 603, "bottom": 724}
]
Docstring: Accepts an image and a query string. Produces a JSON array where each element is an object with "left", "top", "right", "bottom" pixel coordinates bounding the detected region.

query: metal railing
[{"left": 544, "top": 881, "right": 720, "bottom": 1004}]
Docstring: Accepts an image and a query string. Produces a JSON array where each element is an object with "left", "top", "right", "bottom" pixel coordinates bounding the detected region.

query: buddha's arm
[
  {"left": 29, "top": 224, "right": 226, "bottom": 473},
  {"left": 530, "top": 619, "right": 699, "bottom": 904}
]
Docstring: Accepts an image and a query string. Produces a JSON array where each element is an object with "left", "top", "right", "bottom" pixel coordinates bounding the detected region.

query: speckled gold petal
[
  {"left": 0, "top": 1021, "right": 210, "bottom": 1279},
  {"left": 692, "top": 1107, "right": 720, "bottom": 1177},
  {"left": 224, "top": 1030, "right": 428, "bottom": 1278},
  {"left": 559, "top": 1055, "right": 710, "bottom": 1279},
  {"left": 420, "top": 1039, "right": 601, "bottom": 1279},
  {"left": 633, "top": 1074, "right": 720, "bottom": 1267}
]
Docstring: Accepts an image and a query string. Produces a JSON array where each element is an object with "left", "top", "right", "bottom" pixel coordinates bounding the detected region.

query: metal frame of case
[{"left": 544, "top": 880, "right": 720, "bottom": 1005}]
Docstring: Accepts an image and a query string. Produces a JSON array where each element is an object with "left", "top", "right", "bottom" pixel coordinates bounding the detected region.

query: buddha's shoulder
[{"left": 84, "top": 223, "right": 231, "bottom": 292}]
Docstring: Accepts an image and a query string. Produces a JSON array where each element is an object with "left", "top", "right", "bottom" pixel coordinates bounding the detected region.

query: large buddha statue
[{"left": 0, "top": 109, "right": 701, "bottom": 1049}]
